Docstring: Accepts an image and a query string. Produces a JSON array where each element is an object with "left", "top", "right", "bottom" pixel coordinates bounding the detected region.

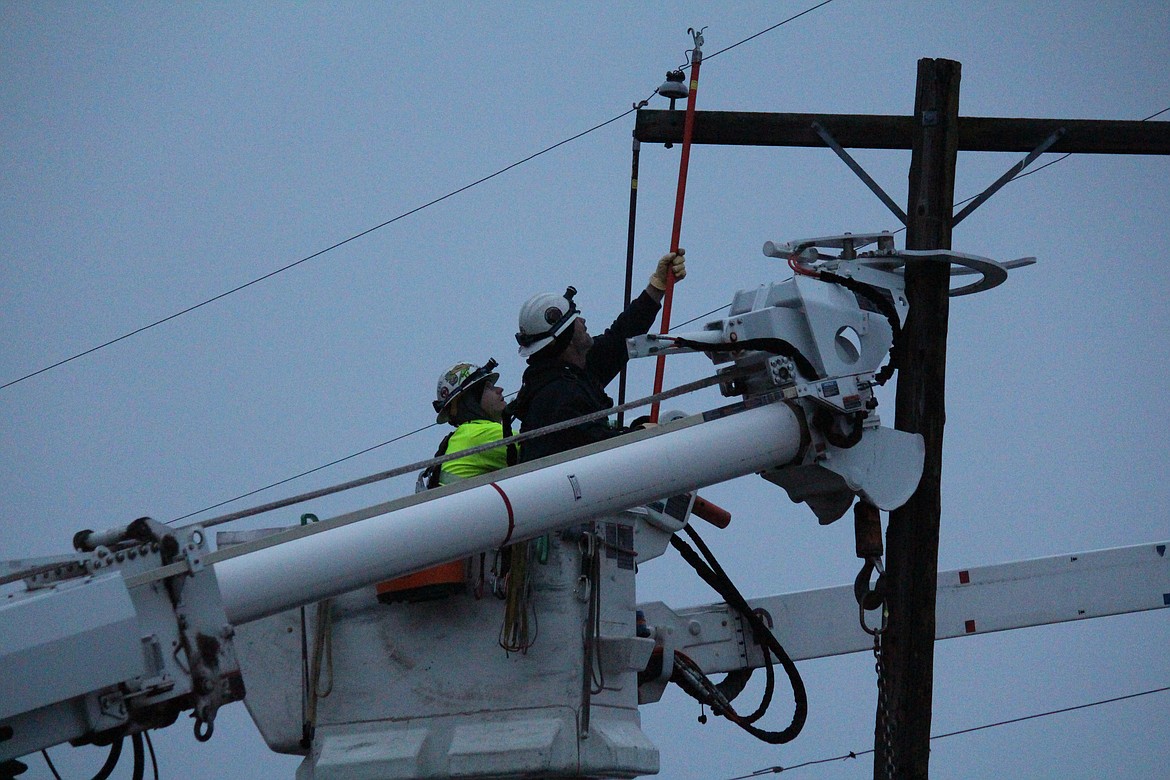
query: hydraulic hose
[
  {"left": 88, "top": 737, "right": 123, "bottom": 780},
  {"left": 818, "top": 270, "right": 902, "bottom": 385},
  {"left": 670, "top": 526, "right": 808, "bottom": 744},
  {"left": 130, "top": 733, "right": 145, "bottom": 780}
]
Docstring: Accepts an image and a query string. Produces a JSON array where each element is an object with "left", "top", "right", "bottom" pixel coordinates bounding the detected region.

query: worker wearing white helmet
[
  {"left": 418, "top": 358, "right": 510, "bottom": 489},
  {"left": 508, "top": 249, "right": 686, "bottom": 463}
]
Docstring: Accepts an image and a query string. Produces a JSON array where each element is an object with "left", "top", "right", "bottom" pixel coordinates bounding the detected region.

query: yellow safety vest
[{"left": 439, "top": 420, "right": 509, "bottom": 483}]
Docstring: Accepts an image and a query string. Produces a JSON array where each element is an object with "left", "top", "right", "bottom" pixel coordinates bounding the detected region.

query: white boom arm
[
  {"left": 208, "top": 397, "right": 924, "bottom": 625},
  {"left": 638, "top": 541, "right": 1170, "bottom": 700}
]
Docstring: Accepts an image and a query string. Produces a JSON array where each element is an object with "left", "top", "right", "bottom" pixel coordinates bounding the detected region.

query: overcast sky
[{"left": 3, "top": 2, "right": 1168, "bottom": 779}]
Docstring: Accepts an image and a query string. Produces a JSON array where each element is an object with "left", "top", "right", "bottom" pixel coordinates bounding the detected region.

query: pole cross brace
[
  {"left": 952, "top": 127, "right": 1067, "bottom": 226},
  {"left": 812, "top": 121, "right": 908, "bottom": 225}
]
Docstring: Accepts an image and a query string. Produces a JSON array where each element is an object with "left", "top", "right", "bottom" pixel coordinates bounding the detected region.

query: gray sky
[{"left": 2, "top": 2, "right": 1168, "bottom": 778}]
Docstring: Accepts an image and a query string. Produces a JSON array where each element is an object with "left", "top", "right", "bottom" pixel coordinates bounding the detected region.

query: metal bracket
[
  {"left": 768, "top": 232, "right": 1035, "bottom": 297},
  {"left": 812, "top": 122, "right": 908, "bottom": 225},
  {"left": 952, "top": 127, "right": 1066, "bottom": 226}
]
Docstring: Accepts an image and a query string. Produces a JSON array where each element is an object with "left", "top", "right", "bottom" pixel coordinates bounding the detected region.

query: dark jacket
[{"left": 509, "top": 290, "right": 661, "bottom": 463}]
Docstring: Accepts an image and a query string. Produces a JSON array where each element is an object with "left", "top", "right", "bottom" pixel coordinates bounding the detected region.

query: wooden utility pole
[
  {"left": 633, "top": 63, "right": 1170, "bottom": 779},
  {"left": 875, "top": 58, "right": 961, "bottom": 780}
]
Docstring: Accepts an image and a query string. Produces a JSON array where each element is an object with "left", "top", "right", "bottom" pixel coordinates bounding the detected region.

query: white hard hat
[
  {"left": 515, "top": 286, "right": 580, "bottom": 357},
  {"left": 433, "top": 359, "right": 499, "bottom": 424}
]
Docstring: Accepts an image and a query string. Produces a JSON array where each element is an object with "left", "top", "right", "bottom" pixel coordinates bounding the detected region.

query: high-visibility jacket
[{"left": 439, "top": 419, "right": 508, "bottom": 484}]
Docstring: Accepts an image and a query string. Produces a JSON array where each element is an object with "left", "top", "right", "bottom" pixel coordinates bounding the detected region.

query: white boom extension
[
  {"left": 209, "top": 395, "right": 924, "bottom": 626},
  {"left": 638, "top": 541, "right": 1170, "bottom": 696}
]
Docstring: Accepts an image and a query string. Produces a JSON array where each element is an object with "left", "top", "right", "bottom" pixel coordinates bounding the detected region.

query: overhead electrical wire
[
  {"left": 0, "top": 110, "right": 639, "bottom": 393},
  {"left": 1008, "top": 105, "right": 1169, "bottom": 183},
  {"left": 168, "top": 421, "right": 439, "bottom": 524},
  {"left": 1, "top": 0, "right": 840, "bottom": 393},
  {"left": 57, "top": 2, "right": 1164, "bottom": 527},
  {"left": 722, "top": 685, "right": 1170, "bottom": 779},
  {"left": 701, "top": 0, "right": 836, "bottom": 64},
  {"left": 177, "top": 368, "right": 753, "bottom": 530},
  {"left": 170, "top": 300, "right": 737, "bottom": 523},
  {"left": 169, "top": 299, "right": 736, "bottom": 524},
  {"left": 116, "top": 107, "right": 1170, "bottom": 527}
]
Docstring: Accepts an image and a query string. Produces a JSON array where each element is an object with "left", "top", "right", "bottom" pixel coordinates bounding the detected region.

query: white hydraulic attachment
[
  {"left": 629, "top": 231, "right": 1032, "bottom": 522},
  {"left": 0, "top": 518, "right": 244, "bottom": 763}
]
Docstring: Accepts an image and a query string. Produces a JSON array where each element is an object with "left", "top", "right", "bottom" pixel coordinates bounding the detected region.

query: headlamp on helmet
[
  {"left": 433, "top": 358, "right": 499, "bottom": 423},
  {"left": 516, "top": 286, "right": 581, "bottom": 357}
]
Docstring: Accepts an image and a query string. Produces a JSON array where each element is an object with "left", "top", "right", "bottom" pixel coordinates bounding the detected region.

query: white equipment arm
[{"left": 637, "top": 541, "right": 1170, "bottom": 701}]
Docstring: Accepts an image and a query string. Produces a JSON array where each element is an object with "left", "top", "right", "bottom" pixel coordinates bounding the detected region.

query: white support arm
[{"left": 638, "top": 541, "right": 1170, "bottom": 687}]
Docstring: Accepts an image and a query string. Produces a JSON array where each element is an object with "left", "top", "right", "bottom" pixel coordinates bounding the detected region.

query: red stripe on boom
[{"left": 490, "top": 482, "right": 515, "bottom": 546}]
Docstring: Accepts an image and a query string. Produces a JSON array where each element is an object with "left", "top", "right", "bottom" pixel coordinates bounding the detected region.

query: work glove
[{"left": 649, "top": 248, "right": 686, "bottom": 291}]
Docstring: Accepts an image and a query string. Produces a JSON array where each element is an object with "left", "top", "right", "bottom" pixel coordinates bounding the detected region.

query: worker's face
[
  {"left": 570, "top": 316, "right": 593, "bottom": 354},
  {"left": 480, "top": 381, "right": 507, "bottom": 421}
]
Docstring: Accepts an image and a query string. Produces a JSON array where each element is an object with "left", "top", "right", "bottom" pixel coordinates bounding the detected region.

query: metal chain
[
  {"left": 873, "top": 626, "right": 896, "bottom": 780},
  {"left": 852, "top": 501, "right": 894, "bottom": 779}
]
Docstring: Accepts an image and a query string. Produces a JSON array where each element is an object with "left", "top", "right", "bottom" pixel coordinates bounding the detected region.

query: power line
[
  {"left": 170, "top": 300, "right": 735, "bottom": 524},
  {"left": 176, "top": 369, "right": 747, "bottom": 530},
  {"left": 89, "top": 99, "right": 1170, "bottom": 527},
  {"left": 703, "top": 1, "right": 837, "bottom": 63},
  {"left": 168, "top": 421, "right": 440, "bottom": 524},
  {"left": 2, "top": 1, "right": 839, "bottom": 393},
  {"left": 1009, "top": 105, "right": 1168, "bottom": 184},
  {"left": 1, "top": 110, "right": 638, "bottom": 392},
  {"left": 723, "top": 685, "right": 1170, "bottom": 779}
]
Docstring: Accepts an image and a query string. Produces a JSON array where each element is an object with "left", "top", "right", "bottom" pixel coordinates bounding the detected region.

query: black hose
[
  {"left": 41, "top": 750, "right": 63, "bottom": 780},
  {"left": 669, "top": 527, "right": 808, "bottom": 744},
  {"left": 143, "top": 730, "right": 160, "bottom": 780},
  {"left": 89, "top": 737, "right": 123, "bottom": 780},
  {"left": 130, "top": 733, "right": 145, "bottom": 780},
  {"left": 671, "top": 336, "right": 820, "bottom": 381},
  {"left": 819, "top": 271, "right": 902, "bottom": 385},
  {"left": 672, "top": 534, "right": 777, "bottom": 724},
  {"left": 715, "top": 667, "right": 754, "bottom": 704}
]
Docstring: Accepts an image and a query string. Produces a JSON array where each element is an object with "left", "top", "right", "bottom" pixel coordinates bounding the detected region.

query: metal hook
[
  {"left": 688, "top": 26, "right": 706, "bottom": 48},
  {"left": 194, "top": 714, "right": 214, "bottom": 742},
  {"left": 854, "top": 557, "right": 885, "bottom": 611},
  {"left": 860, "top": 601, "right": 888, "bottom": 636}
]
